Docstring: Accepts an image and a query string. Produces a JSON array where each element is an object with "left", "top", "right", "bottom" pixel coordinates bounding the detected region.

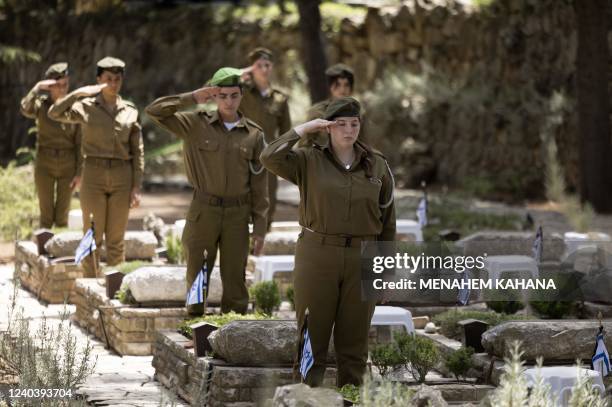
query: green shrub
[
  {"left": 0, "top": 163, "right": 38, "bottom": 241},
  {"left": 370, "top": 343, "right": 404, "bottom": 378},
  {"left": 529, "top": 301, "right": 574, "bottom": 319},
  {"left": 286, "top": 285, "right": 295, "bottom": 310},
  {"left": 114, "top": 284, "right": 136, "bottom": 305},
  {"left": 394, "top": 332, "right": 440, "bottom": 383},
  {"left": 486, "top": 301, "right": 525, "bottom": 315},
  {"left": 249, "top": 281, "right": 281, "bottom": 315},
  {"left": 433, "top": 310, "right": 530, "bottom": 340},
  {"left": 339, "top": 384, "right": 360, "bottom": 404},
  {"left": 177, "top": 311, "right": 272, "bottom": 339},
  {"left": 445, "top": 347, "right": 475, "bottom": 380},
  {"left": 166, "top": 233, "right": 184, "bottom": 265}
]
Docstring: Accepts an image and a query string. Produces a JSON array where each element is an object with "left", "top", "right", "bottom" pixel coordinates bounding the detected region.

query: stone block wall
[
  {"left": 3, "top": 0, "right": 611, "bottom": 197},
  {"left": 152, "top": 330, "right": 337, "bottom": 406},
  {"left": 72, "top": 279, "right": 187, "bottom": 355},
  {"left": 14, "top": 241, "right": 84, "bottom": 304}
]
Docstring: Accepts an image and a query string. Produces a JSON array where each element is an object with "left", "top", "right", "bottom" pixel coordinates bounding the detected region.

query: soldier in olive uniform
[
  {"left": 261, "top": 97, "right": 396, "bottom": 387},
  {"left": 20, "top": 62, "right": 82, "bottom": 228},
  {"left": 300, "top": 63, "right": 370, "bottom": 147},
  {"left": 49, "top": 57, "right": 144, "bottom": 277},
  {"left": 240, "top": 47, "right": 291, "bottom": 230},
  {"left": 145, "top": 67, "right": 268, "bottom": 315}
]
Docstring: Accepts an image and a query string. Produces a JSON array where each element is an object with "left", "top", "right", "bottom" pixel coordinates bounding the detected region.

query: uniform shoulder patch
[
  {"left": 245, "top": 117, "right": 263, "bottom": 132},
  {"left": 271, "top": 88, "right": 288, "bottom": 102},
  {"left": 123, "top": 99, "right": 137, "bottom": 109}
]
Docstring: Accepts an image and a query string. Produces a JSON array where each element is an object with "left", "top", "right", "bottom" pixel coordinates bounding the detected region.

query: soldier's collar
[
  {"left": 322, "top": 140, "right": 368, "bottom": 163},
  {"left": 95, "top": 94, "right": 127, "bottom": 111},
  {"left": 209, "top": 110, "right": 247, "bottom": 128}
]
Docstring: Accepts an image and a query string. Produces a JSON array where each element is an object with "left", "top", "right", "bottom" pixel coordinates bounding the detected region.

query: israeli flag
[
  {"left": 591, "top": 332, "right": 610, "bottom": 377},
  {"left": 416, "top": 197, "right": 428, "bottom": 227},
  {"left": 300, "top": 326, "right": 314, "bottom": 380},
  {"left": 74, "top": 228, "right": 96, "bottom": 265},
  {"left": 457, "top": 270, "right": 470, "bottom": 306},
  {"left": 532, "top": 226, "right": 543, "bottom": 263},
  {"left": 186, "top": 264, "right": 207, "bottom": 306}
]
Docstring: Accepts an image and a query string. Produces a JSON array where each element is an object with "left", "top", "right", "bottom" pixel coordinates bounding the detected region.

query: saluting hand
[
  {"left": 35, "top": 79, "right": 58, "bottom": 91},
  {"left": 73, "top": 84, "right": 107, "bottom": 98},
  {"left": 192, "top": 86, "right": 219, "bottom": 104},
  {"left": 240, "top": 65, "right": 254, "bottom": 80},
  {"left": 294, "top": 119, "right": 337, "bottom": 136}
]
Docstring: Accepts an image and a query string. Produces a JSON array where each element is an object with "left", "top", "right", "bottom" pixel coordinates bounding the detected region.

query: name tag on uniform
[{"left": 369, "top": 177, "right": 382, "bottom": 185}]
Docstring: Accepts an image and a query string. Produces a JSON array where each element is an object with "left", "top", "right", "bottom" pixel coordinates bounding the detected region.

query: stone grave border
[
  {"left": 15, "top": 241, "right": 84, "bottom": 304},
  {"left": 72, "top": 278, "right": 187, "bottom": 356}
]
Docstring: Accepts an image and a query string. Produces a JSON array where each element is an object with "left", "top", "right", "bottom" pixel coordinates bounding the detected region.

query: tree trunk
[
  {"left": 296, "top": 0, "right": 328, "bottom": 104},
  {"left": 574, "top": 0, "right": 612, "bottom": 212}
]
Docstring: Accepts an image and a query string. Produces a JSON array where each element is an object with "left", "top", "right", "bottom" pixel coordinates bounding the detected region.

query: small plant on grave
[
  {"left": 114, "top": 283, "right": 137, "bottom": 305},
  {"left": 339, "top": 384, "right": 360, "bottom": 404},
  {"left": 445, "top": 346, "right": 475, "bottom": 381},
  {"left": 165, "top": 233, "right": 184, "bottom": 265},
  {"left": 286, "top": 284, "right": 295, "bottom": 310},
  {"left": 359, "top": 373, "right": 415, "bottom": 406},
  {"left": 177, "top": 311, "right": 272, "bottom": 339},
  {"left": 249, "top": 281, "right": 281, "bottom": 316},
  {"left": 394, "top": 332, "right": 440, "bottom": 383},
  {"left": 370, "top": 343, "right": 404, "bottom": 379}
]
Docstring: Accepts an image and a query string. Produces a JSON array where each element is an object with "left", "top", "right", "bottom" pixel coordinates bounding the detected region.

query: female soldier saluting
[
  {"left": 49, "top": 57, "right": 144, "bottom": 277},
  {"left": 260, "top": 97, "right": 396, "bottom": 387}
]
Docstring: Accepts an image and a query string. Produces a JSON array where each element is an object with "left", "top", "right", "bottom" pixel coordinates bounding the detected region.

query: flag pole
[
  {"left": 203, "top": 250, "right": 209, "bottom": 316},
  {"left": 90, "top": 213, "right": 98, "bottom": 279}
]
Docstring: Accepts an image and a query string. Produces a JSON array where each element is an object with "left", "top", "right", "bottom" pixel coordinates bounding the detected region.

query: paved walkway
[{"left": 0, "top": 265, "right": 186, "bottom": 407}]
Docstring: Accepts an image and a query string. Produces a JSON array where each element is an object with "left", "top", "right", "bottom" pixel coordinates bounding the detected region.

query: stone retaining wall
[
  {"left": 72, "top": 279, "right": 187, "bottom": 355},
  {"left": 14, "top": 241, "right": 84, "bottom": 304},
  {"left": 152, "top": 330, "right": 336, "bottom": 406}
]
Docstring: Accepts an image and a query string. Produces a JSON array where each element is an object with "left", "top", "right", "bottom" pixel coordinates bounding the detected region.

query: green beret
[
  {"left": 45, "top": 62, "right": 69, "bottom": 79},
  {"left": 325, "top": 63, "right": 354, "bottom": 78},
  {"left": 323, "top": 97, "right": 361, "bottom": 120},
  {"left": 248, "top": 47, "right": 274, "bottom": 64},
  {"left": 207, "top": 67, "right": 242, "bottom": 87},
  {"left": 96, "top": 56, "right": 125, "bottom": 73}
]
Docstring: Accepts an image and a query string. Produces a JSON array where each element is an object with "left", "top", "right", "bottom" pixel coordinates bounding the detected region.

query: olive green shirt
[
  {"left": 239, "top": 83, "right": 291, "bottom": 143},
  {"left": 145, "top": 92, "right": 269, "bottom": 237},
  {"left": 302, "top": 98, "right": 370, "bottom": 147},
  {"left": 20, "top": 88, "right": 83, "bottom": 175},
  {"left": 48, "top": 92, "right": 145, "bottom": 187},
  {"left": 261, "top": 129, "right": 395, "bottom": 240}
]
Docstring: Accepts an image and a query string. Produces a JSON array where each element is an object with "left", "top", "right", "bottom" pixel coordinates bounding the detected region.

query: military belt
[
  {"left": 85, "top": 156, "right": 131, "bottom": 168},
  {"left": 37, "top": 146, "right": 76, "bottom": 157},
  {"left": 195, "top": 190, "right": 251, "bottom": 208},
  {"left": 301, "top": 228, "right": 376, "bottom": 248}
]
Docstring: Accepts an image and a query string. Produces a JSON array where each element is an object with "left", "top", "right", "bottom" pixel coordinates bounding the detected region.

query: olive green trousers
[
  {"left": 182, "top": 200, "right": 250, "bottom": 315},
  {"left": 34, "top": 149, "right": 76, "bottom": 229},
  {"left": 294, "top": 232, "right": 376, "bottom": 388}
]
